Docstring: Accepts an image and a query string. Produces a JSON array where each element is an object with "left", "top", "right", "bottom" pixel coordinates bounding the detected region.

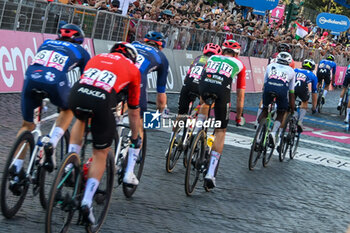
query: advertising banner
[
  {"left": 0, "top": 30, "right": 44, "bottom": 93},
  {"left": 316, "top": 13, "right": 350, "bottom": 32},
  {"left": 235, "top": 0, "right": 279, "bottom": 11},
  {"left": 335, "top": 66, "right": 347, "bottom": 85},
  {"left": 250, "top": 57, "right": 268, "bottom": 92},
  {"left": 269, "top": 5, "right": 285, "bottom": 25}
]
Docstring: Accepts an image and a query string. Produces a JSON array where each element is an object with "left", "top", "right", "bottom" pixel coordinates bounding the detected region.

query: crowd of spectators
[{"left": 63, "top": 0, "right": 350, "bottom": 64}]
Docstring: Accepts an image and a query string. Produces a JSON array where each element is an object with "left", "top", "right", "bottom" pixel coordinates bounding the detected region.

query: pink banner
[
  {"left": 0, "top": 30, "right": 44, "bottom": 93},
  {"left": 335, "top": 66, "right": 346, "bottom": 85},
  {"left": 232, "top": 56, "right": 255, "bottom": 93},
  {"left": 250, "top": 57, "right": 268, "bottom": 92}
]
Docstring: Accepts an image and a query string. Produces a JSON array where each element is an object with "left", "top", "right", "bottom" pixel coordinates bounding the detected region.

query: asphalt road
[{"left": 1, "top": 91, "right": 350, "bottom": 233}]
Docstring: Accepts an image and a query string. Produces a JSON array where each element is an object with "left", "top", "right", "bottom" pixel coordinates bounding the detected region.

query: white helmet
[{"left": 276, "top": 52, "right": 293, "bottom": 66}]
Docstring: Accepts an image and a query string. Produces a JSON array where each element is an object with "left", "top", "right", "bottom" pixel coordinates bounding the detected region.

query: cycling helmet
[
  {"left": 302, "top": 59, "right": 315, "bottom": 71},
  {"left": 58, "top": 23, "right": 84, "bottom": 44},
  {"left": 110, "top": 42, "right": 138, "bottom": 64},
  {"left": 222, "top": 40, "right": 241, "bottom": 54},
  {"left": 203, "top": 43, "right": 222, "bottom": 55},
  {"left": 277, "top": 43, "right": 291, "bottom": 53},
  {"left": 326, "top": 54, "right": 335, "bottom": 61},
  {"left": 144, "top": 31, "right": 165, "bottom": 48},
  {"left": 276, "top": 52, "right": 293, "bottom": 65}
]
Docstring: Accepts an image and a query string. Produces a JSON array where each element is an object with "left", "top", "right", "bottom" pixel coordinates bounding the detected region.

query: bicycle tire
[
  {"left": 39, "top": 130, "right": 70, "bottom": 209},
  {"left": 1, "top": 131, "right": 34, "bottom": 218},
  {"left": 123, "top": 130, "right": 147, "bottom": 198},
  {"left": 88, "top": 151, "right": 115, "bottom": 233},
  {"left": 279, "top": 114, "right": 292, "bottom": 162},
  {"left": 185, "top": 130, "right": 205, "bottom": 196},
  {"left": 340, "top": 98, "right": 346, "bottom": 116},
  {"left": 290, "top": 131, "right": 300, "bottom": 159},
  {"left": 249, "top": 118, "right": 266, "bottom": 170},
  {"left": 165, "top": 127, "right": 183, "bottom": 173},
  {"left": 262, "top": 119, "right": 275, "bottom": 167},
  {"left": 45, "top": 152, "right": 81, "bottom": 233}
]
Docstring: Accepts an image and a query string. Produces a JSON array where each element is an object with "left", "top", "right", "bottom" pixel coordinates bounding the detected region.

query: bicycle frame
[{"left": 261, "top": 99, "right": 277, "bottom": 147}]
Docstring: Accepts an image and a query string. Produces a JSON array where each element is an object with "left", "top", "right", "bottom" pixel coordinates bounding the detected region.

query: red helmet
[
  {"left": 222, "top": 40, "right": 241, "bottom": 54},
  {"left": 203, "top": 43, "right": 222, "bottom": 55}
]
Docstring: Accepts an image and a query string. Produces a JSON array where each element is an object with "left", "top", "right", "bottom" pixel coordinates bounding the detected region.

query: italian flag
[{"left": 295, "top": 22, "right": 308, "bottom": 40}]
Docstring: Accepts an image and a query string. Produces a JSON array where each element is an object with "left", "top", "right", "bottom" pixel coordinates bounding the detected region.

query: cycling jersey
[
  {"left": 69, "top": 52, "right": 141, "bottom": 149},
  {"left": 317, "top": 59, "right": 336, "bottom": 85},
  {"left": 343, "top": 64, "right": 350, "bottom": 87},
  {"left": 21, "top": 39, "right": 90, "bottom": 122},
  {"left": 263, "top": 62, "right": 295, "bottom": 110},
  {"left": 199, "top": 55, "right": 246, "bottom": 128},
  {"left": 294, "top": 68, "right": 318, "bottom": 102},
  {"left": 131, "top": 41, "right": 169, "bottom": 115},
  {"left": 178, "top": 54, "right": 209, "bottom": 115}
]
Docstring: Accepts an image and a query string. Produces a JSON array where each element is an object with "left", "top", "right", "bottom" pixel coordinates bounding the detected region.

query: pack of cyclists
[{"left": 5, "top": 21, "right": 347, "bottom": 228}]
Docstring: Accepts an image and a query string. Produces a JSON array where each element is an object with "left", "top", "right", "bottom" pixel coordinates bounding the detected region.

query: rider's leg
[
  {"left": 345, "top": 100, "right": 350, "bottom": 123},
  {"left": 207, "top": 128, "right": 226, "bottom": 178},
  {"left": 299, "top": 101, "right": 308, "bottom": 125},
  {"left": 49, "top": 109, "right": 74, "bottom": 147},
  {"left": 338, "top": 87, "right": 346, "bottom": 106},
  {"left": 68, "top": 119, "right": 85, "bottom": 154}
]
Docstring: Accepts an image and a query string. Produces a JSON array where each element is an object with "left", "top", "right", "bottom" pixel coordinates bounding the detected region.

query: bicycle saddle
[
  {"left": 74, "top": 107, "right": 94, "bottom": 120},
  {"left": 269, "top": 92, "right": 278, "bottom": 99},
  {"left": 202, "top": 93, "right": 217, "bottom": 105},
  {"left": 31, "top": 88, "right": 49, "bottom": 101}
]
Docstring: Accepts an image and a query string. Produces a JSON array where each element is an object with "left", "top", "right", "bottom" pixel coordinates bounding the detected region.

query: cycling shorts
[
  {"left": 317, "top": 68, "right": 331, "bottom": 85},
  {"left": 21, "top": 66, "right": 70, "bottom": 122},
  {"left": 199, "top": 81, "right": 231, "bottom": 129},
  {"left": 295, "top": 83, "right": 310, "bottom": 102},
  {"left": 178, "top": 79, "right": 199, "bottom": 115},
  {"left": 343, "top": 70, "right": 350, "bottom": 87},
  {"left": 69, "top": 83, "right": 118, "bottom": 150},
  {"left": 263, "top": 80, "right": 289, "bottom": 111}
]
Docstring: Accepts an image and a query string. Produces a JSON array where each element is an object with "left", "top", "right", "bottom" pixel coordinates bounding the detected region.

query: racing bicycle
[
  {"left": 45, "top": 107, "right": 115, "bottom": 233},
  {"left": 339, "top": 85, "right": 350, "bottom": 116},
  {"left": 316, "top": 80, "right": 325, "bottom": 113},
  {"left": 1, "top": 89, "right": 69, "bottom": 218}
]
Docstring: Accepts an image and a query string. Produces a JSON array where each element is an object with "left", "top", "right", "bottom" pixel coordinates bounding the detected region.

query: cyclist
[
  {"left": 316, "top": 54, "right": 337, "bottom": 105},
  {"left": 174, "top": 43, "right": 222, "bottom": 134},
  {"left": 14, "top": 24, "right": 90, "bottom": 176},
  {"left": 294, "top": 59, "right": 318, "bottom": 128},
  {"left": 199, "top": 40, "right": 246, "bottom": 189},
  {"left": 337, "top": 63, "right": 350, "bottom": 123},
  {"left": 68, "top": 42, "right": 141, "bottom": 224},
  {"left": 256, "top": 43, "right": 295, "bottom": 125},
  {"left": 132, "top": 31, "right": 169, "bottom": 117},
  {"left": 258, "top": 52, "right": 295, "bottom": 147}
]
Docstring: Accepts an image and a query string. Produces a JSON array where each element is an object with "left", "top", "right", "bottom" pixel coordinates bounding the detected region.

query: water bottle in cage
[{"left": 83, "top": 157, "right": 93, "bottom": 182}]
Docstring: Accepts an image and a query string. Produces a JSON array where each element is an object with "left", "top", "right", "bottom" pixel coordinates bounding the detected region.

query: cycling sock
[
  {"left": 194, "top": 114, "right": 206, "bottom": 133},
  {"left": 125, "top": 147, "right": 140, "bottom": 174},
  {"left": 50, "top": 127, "right": 64, "bottom": 148},
  {"left": 68, "top": 144, "right": 81, "bottom": 154},
  {"left": 339, "top": 98, "right": 343, "bottom": 105},
  {"left": 81, "top": 178, "right": 99, "bottom": 208},
  {"left": 272, "top": 121, "right": 281, "bottom": 133},
  {"left": 323, "top": 90, "right": 328, "bottom": 97},
  {"left": 14, "top": 159, "right": 24, "bottom": 173},
  {"left": 299, "top": 109, "right": 307, "bottom": 122},
  {"left": 207, "top": 151, "right": 220, "bottom": 177}
]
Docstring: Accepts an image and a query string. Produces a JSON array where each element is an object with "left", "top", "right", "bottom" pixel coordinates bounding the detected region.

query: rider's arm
[
  {"left": 156, "top": 54, "right": 169, "bottom": 111},
  {"left": 128, "top": 67, "right": 141, "bottom": 140},
  {"left": 236, "top": 66, "right": 246, "bottom": 119},
  {"left": 289, "top": 70, "right": 296, "bottom": 111},
  {"left": 311, "top": 73, "right": 318, "bottom": 110}
]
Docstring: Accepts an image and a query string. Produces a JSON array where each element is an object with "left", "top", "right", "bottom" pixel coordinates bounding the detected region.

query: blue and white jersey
[
  {"left": 132, "top": 41, "right": 169, "bottom": 93},
  {"left": 294, "top": 68, "right": 318, "bottom": 93},
  {"left": 264, "top": 62, "right": 295, "bottom": 91},
  {"left": 318, "top": 59, "right": 337, "bottom": 76}
]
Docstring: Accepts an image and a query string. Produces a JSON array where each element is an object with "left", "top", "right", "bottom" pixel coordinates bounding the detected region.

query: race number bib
[
  {"left": 32, "top": 50, "right": 68, "bottom": 71},
  {"left": 219, "top": 62, "right": 233, "bottom": 78},
  {"left": 81, "top": 68, "right": 117, "bottom": 92},
  {"left": 135, "top": 54, "right": 145, "bottom": 69},
  {"left": 189, "top": 65, "right": 204, "bottom": 80},
  {"left": 206, "top": 61, "right": 221, "bottom": 73}
]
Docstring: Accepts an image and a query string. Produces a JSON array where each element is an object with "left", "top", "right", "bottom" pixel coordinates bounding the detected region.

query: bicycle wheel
[
  {"left": 123, "top": 130, "right": 147, "bottom": 198},
  {"left": 340, "top": 98, "right": 346, "bottom": 116},
  {"left": 45, "top": 152, "right": 81, "bottom": 233},
  {"left": 185, "top": 130, "right": 205, "bottom": 196},
  {"left": 39, "top": 130, "right": 70, "bottom": 209},
  {"left": 165, "top": 127, "right": 183, "bottom": 173},
  {"left": 317, "top": 91, "right": 323, "bottom": 113},
  {"left": 249, "top": 118, "right": 266, "bottom": 170},
  {"left": 262, "top": 120, "right": 275, "bottom": 167},
  {"left": 1, "top": 131, "right": 34, "bottom": 218},
  {"left": 279, "top": 115, "right": 292, "bottom": 162},
  {"left": 88, "top": 151, "right": 115, "bottom": 233},
  {"left": 290, "top": 130, "right": 300, "bottom": 160}
]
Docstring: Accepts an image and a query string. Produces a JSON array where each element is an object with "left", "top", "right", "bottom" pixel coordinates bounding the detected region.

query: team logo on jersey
[
  {"left": 31, "top": 73, "right": 42, "bottom": 79},
  {"left": 143, "top": 110, "right": 161, "bottom": 129},
  {"left": 45, "top": 72, "right": 56, "bottom": 81}
]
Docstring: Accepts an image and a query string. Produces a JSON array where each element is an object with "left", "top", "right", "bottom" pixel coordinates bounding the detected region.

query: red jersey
[{"left": 79, "top": 53, "right": 141, "bottom": 108}]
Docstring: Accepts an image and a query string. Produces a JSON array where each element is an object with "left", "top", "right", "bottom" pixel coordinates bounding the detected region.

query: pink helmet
[{"left": 203, "top": 43, "right": 222, "bottom": 55}]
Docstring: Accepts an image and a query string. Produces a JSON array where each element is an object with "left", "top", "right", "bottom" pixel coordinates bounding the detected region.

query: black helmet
[
  {"left": 58, "top": 23, "right": 85, "bottom": 44},
  {"left": 110, "top": 42, "right": 138, "bottom": 63},
  {"left": 326, "top": 54, "right": 335, "bottom": 61},
  {"left": 278, "top": 43, "right": 291, "bottom": 53},
  {"left": 302, "top": 59, "right": 315, "bottom": 71}
]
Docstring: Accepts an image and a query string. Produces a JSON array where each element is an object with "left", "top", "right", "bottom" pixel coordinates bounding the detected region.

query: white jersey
[{"left": 264, "top": 62, "right": 295, "bottom": 91}]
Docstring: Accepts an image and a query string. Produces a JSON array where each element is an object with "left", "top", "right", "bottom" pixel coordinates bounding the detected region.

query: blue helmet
[
  {"left": 144, "top": 31, "right": 165, "bottom": 48},
  {"left": 58, "top": 23, "right": 85, "bottom": 44}
]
